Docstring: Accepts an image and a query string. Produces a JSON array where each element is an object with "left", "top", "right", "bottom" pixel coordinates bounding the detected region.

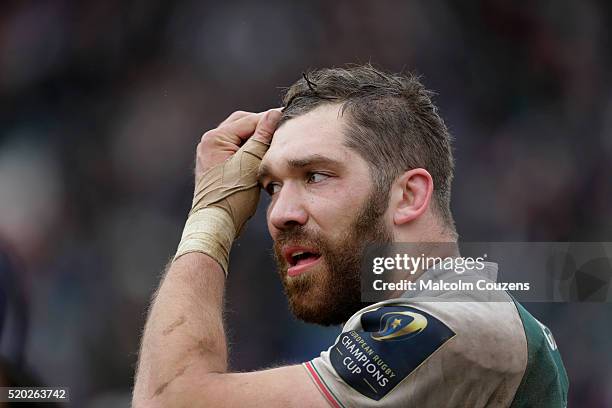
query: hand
[
  {"left": 192, "top": 109, "right": 282, "bottom": 229},
  {"left": 175, "top": 109, "right": 282, "bottom": 275},
  {"left": 195, "top": 110, "right": 281, "bottom": 180}
]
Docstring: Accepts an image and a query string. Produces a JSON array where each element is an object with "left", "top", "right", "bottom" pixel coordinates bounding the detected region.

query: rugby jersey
[{"left": 304, "top": 263, "right": 568, "bottom": 407}]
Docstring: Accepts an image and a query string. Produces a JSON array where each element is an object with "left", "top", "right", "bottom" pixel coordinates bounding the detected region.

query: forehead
[{"left": 264, "top": 104, "right": 348, "bottom": 165}]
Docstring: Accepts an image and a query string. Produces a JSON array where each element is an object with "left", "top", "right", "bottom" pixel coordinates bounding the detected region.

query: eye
[
  {"left": 263, "top": 182, "right": 282, "bottom": 196},
  {"left": 307, "top": 172, "right": 330, "bottom": 184}
]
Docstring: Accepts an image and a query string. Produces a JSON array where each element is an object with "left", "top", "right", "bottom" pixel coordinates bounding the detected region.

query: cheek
[{"left": 309, "top": 189, "right": 367, "bottom": 233}]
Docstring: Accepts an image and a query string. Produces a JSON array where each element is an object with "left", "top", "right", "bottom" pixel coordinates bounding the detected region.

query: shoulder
[
  {"left": 310, "top": 299, "right": 528, "bottom": 406},
  {"left": 386, "top": 300, "right": 528, "bottom": 375}
]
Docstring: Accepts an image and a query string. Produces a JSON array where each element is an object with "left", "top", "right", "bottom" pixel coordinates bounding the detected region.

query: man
[{"left": 132, "top": 65, "right": 568, "bottom": 407}]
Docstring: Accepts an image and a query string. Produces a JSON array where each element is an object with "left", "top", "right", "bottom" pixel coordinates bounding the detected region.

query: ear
[{"left": 392, "top": 168, "right": 434, "bottom": 226}]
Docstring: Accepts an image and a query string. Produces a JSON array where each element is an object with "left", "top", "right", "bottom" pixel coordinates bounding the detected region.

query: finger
[
  {"left": 239, "top": 137, "right": 270, "bottom": 160},
  {"left": 218, "top": 112, "right": 264, "bottom": 141},
  {"left": 218, "top": 110, "right": 254, "bottom": 127},
  {"left": 250, "top": 110, "right": 282, "bottom": 144}
]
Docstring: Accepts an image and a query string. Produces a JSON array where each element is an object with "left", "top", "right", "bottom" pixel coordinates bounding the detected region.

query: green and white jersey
[{"left": 303, "top": 263, "right": 568, "bottom": 407}]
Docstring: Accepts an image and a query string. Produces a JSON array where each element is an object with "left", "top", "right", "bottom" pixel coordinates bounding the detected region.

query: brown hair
[{"left": 280, "top": 64, "right": 456, "bottom": 228}]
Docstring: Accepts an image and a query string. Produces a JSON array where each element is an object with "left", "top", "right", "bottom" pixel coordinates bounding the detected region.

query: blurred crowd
[{"left": 0, "top": 1, "right": 611, "bottom": 406}]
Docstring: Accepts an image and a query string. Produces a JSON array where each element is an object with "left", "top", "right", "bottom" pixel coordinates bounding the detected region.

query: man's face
[{"left": 259, "top": 105, "right": 392, "bottom": 326}]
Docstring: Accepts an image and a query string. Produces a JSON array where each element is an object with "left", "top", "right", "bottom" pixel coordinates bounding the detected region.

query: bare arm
[{"left": 132, "top": 111, "right": 328, "bottom": 408}]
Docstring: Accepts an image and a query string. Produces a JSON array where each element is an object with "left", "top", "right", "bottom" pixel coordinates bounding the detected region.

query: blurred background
[{"left": 0, "top": 0, "right": 611, "bottom": 406}]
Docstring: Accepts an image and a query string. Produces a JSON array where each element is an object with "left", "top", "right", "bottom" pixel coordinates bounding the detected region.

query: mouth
[{"left": 282, "top": 246, "right": 322, "bottom": 277}]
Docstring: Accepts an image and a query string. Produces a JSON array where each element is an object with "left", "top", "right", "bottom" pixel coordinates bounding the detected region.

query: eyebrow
[{"left": 257, "top": 154, "right": 344, "bottom": 183}]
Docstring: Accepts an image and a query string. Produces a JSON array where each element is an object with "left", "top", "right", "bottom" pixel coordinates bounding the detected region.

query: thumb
[{"left": 250, "top": 109, "right": 282, "bottom": 144}]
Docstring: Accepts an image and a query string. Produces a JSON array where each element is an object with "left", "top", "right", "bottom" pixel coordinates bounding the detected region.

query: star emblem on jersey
[{"left": 371, "top": 311, "right": 428, "bottom": 341}]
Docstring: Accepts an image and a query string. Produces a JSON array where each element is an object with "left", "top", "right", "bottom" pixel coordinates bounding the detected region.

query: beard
[{"left": 273, "top": 190, "right": 392, "bottom": 326}]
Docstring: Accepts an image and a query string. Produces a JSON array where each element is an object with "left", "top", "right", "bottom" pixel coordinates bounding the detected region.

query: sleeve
[{"left": 302, "top": 304, "right": 456, "bottom": 408}]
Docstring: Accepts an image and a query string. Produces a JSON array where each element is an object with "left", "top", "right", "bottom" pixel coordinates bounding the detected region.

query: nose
[{"left": 268, "top": 183, "right": 308, "bottom": 232}]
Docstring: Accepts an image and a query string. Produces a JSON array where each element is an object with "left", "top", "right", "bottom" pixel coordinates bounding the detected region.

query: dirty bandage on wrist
[{"left": 174, "top": 138, "right": 269, "bottom": 275}]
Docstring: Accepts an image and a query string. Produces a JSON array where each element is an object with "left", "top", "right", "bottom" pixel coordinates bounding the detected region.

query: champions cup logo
[
  {"left": 371, "top": 311, "right": 428, "bottom": 341},
  {"left": 331, "top": 306, "right": 453, "bottom": 400}
]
